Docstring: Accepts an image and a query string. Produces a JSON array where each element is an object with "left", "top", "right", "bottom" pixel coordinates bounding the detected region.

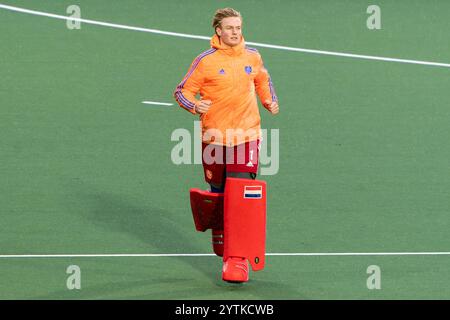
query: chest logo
[
  {"left": 244, "top": 66, "right": 252, "bottom": 74},
  {"left": 219, "top": 69, "right": 225, "bottom": 75}
]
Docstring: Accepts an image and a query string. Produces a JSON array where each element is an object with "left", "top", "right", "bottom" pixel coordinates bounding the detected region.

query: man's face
[{"left": 216, "top": 17, "right": 242, "bottom": 47}]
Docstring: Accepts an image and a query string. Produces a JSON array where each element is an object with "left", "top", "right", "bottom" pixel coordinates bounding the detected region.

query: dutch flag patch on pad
[{"left": 244, "top": 186, "right": 262, "bottom": 199}]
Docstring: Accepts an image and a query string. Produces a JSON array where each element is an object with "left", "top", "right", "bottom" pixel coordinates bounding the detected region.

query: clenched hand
[
  {"left": 195, "top": 100, "right": 212, "bottom": 114},
  {"left": 264, "top": 100, "right": 279, "bottom": 115}
]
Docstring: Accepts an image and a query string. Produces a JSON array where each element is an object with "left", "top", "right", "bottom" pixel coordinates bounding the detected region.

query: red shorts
[{"left": 202, "top": 140, "right": 260, "bottom": 186}]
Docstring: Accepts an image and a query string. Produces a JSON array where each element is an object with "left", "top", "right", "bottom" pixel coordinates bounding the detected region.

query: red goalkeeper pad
[
  {"left": 189, "top": 189, "right": 224, "bottom": 232},
  {"left": 223, "top": 178, "right": 266, "bottom": 271}
]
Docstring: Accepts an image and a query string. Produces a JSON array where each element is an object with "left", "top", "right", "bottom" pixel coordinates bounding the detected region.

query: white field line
[
  {"left": 142, "top": 101, "right": 173, "bottom": 106},
  {"left": 1, "top": 3, "right": 450, "bottom": 69},
  {"left": 1, "top": 252, "right": 450, "bottom": 259}
]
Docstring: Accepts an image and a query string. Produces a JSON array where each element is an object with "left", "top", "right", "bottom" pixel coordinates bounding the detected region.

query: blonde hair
[{"left": 212, "top": 7, "right": 242, "bottom": 31}]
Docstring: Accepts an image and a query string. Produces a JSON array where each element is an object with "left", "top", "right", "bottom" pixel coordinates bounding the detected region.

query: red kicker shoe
[
  {"left": 212, "top": 230, "right": 224, "bottom": 257},
  {"left": 222, "top": 257, "right": 249, "bottom": 283}
]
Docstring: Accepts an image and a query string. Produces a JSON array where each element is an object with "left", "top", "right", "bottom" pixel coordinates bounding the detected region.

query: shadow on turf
[
  {"left": 49, "top": 184, "right": 304, "bottom": 299},
  {"left": 72, "top": 188, "right": 221, "bottom": 284}
]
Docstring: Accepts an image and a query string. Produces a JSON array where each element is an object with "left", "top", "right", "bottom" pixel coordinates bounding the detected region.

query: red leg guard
[
  {"left": 223, "top": 177, "right": 266, "bottom": 271},
  {"left": 189, "top": 189, "right": 224, "bottom": 232}
]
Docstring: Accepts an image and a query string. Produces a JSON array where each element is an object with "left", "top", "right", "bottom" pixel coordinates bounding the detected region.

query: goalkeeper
[{"left": 174, "top": 7, "right": 279, "bottom": 283}]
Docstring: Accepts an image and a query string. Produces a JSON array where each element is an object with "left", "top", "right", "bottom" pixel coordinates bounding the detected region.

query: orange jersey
[{"left": 174, "top": 34, "right": 277, "bottom": 147}]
